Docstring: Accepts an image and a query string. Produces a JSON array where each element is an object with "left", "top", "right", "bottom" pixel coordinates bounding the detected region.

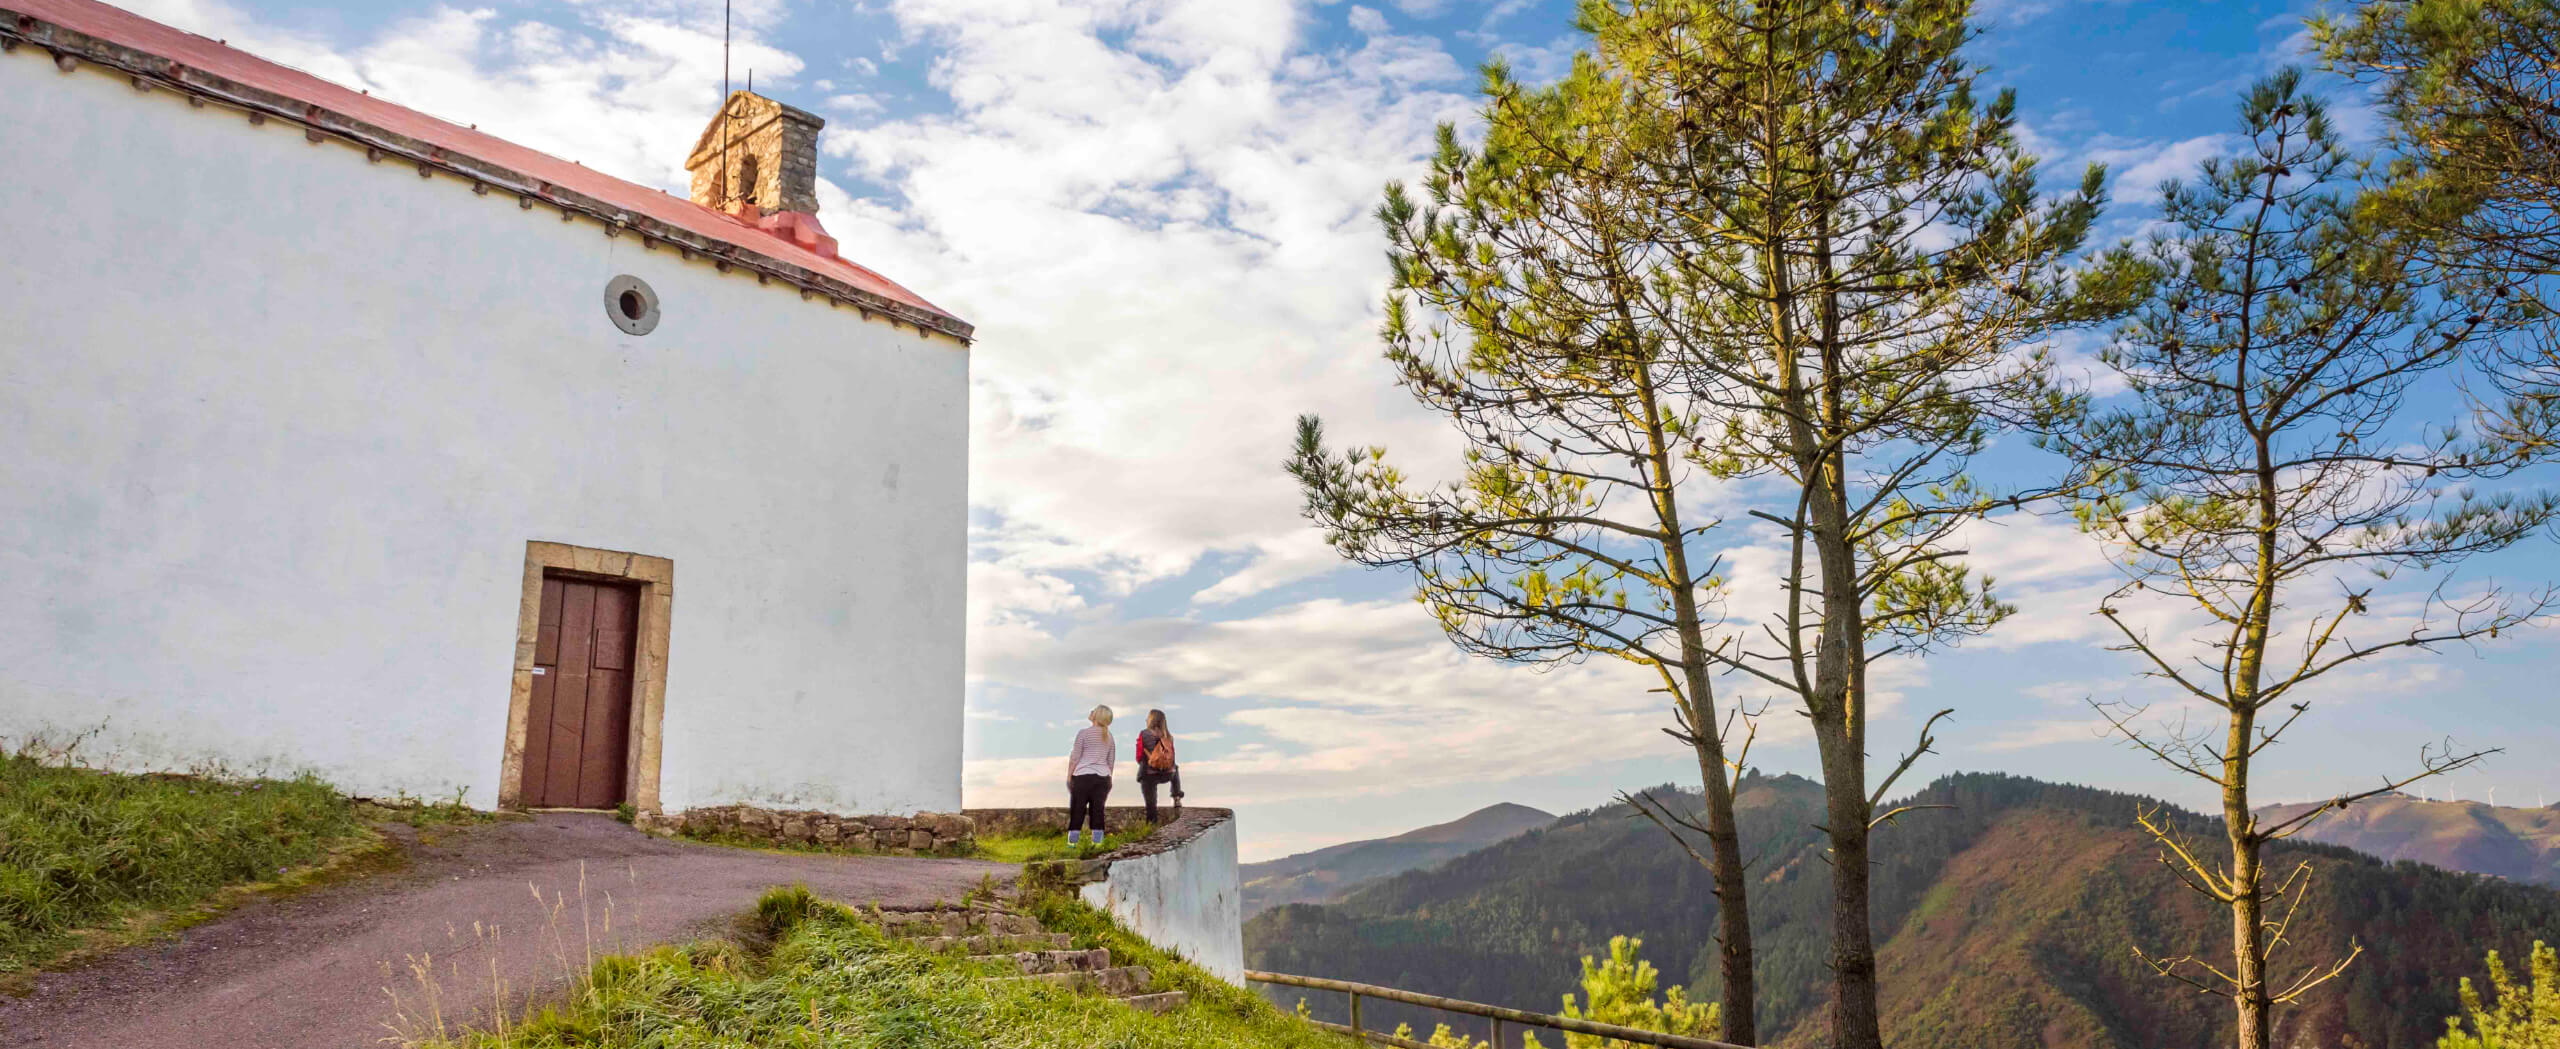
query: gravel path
[{"left": 0, "top": 812, "right": 1012, "bottom": 1049}]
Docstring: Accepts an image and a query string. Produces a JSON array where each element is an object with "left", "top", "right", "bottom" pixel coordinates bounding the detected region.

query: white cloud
[
  {"left": 811, "top": 0, "right": 1475, "bottom": 626},
  {"left": 124, "top": 0, "right": 806, "bottom": 193},
  {"left": 1475, "top": 0, "right": 1535, "bottom": 34},
  {"left": 1188, "top": 530, "right": 1342, "bottom": 605},
  {"left": 1486, "top": 33, "right": 1578, "bottom": 85},
  {"left": 825, "top": 92, "right": 884, "bottom": 115},
  {"left": 2032, "top": 328, "right": 2130, "bottom": 398},
  {"left": 2077, "top": 133, "right": 2235, "bottom": 206},
  {"left": 120, "top": 0, "right": 371, "bottom": 84},
  {"left": 965, "top": 596, "right": 1738, "bottom": 807},
  {"left": 1980, "top": 716, "right": 2115, "bottom": 753}
]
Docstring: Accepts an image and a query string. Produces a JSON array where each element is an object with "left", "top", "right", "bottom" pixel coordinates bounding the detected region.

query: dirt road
[{"left": 0, "top": 813, "right": 1010, "bottom": 1048}]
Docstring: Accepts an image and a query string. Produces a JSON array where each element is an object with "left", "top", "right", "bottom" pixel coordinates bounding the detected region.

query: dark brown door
[{"left": 521, "top": 575, "right": 638, "bottom": 808}]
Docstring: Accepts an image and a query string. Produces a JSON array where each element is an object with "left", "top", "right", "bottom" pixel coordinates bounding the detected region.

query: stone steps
[
  {"left": 1119, "top": 990, "right": 1190, "bottom": 1015},
  {"left": 994, "top": 964, "right": 1154, "bottom": 997},
  {"left": 910, "top": 932, "right": 1074, "bottom": 953},
  {"left": 878, "top": 910, "right": 1046, "bottom": 938},
  {"left": 971, "top": 947, "right": 1113, "bottom": 975},
  {"left": 873, "top": 901, "right": 1186, "bottom": 1016}
]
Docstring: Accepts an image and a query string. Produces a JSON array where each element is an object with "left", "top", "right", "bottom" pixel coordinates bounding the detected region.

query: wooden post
[
  {"left": 1349, "top": 990, "right": 1365, "bottom": 1045},
  {"left": 1492, "top": 1018, "right": 1503, "bottom": 1049}
]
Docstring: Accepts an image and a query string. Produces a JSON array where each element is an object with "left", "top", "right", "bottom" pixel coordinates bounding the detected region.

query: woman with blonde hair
[{"left": 1064, "top": 705, "right": 1115, "bottom": 845}]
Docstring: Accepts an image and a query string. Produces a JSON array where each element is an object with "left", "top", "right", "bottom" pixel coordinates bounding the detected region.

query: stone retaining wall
[
  {"left": 1017, "top": 808, "right": 1243, "bottom": 984},
  {"left": 634, "top": 805, "right": 975, "bottom": 856}
]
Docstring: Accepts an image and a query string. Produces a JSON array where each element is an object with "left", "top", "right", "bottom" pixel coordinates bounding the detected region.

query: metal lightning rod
[{"left": 719, "top": 0, "right": 732, "bottom": 207}]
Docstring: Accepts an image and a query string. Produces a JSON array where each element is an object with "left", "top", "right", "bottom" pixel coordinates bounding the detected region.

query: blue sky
[{"left": 147, "top": 0, "right": 2560, "bottom": 860}]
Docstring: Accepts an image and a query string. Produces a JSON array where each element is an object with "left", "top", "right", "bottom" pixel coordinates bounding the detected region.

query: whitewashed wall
[
  {"left": 0, "top": 52, "right": 968, "bottom": 815},
  {"left": 1082, "top": 816, "right": 1246, "bottom": 984}
]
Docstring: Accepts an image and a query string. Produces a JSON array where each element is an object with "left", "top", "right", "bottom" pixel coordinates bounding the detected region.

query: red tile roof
[{"left": 3, "top": 0, "right": 971, "bottom": 342}]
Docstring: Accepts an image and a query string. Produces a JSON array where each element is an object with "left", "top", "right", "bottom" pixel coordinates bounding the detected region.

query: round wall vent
[{"left": 604, "top": 275, "right": 660, "bottom": 336}]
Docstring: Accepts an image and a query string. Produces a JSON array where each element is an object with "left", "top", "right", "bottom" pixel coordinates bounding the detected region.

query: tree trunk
[
  {"left": 1819, "top": 736, "right": 1882, "bottom": 1049},
  {"left": 1810, "top": 474, "right": 1883, "bottom": 1049},
  {"left": 2229, "top": 401, "right": 2278, "bottom": 1049},
  {"left": 1679, "top": 664, "right": 1758, "bottom": 1046},
  {"left": 1796, "top": 184, "right": 1883, "bottom": 1049},
  {"left": 2228, "top": 821, "right": 2270, "bottom": 1049},
  {"left": 1776, "top": 332, "right": 1881, "bottom": 1047},
  {"left": 1639, "top": 354, "right": 1758, "bottom": 1045},
  {"left": 2227, "top": 590, "right": 2271, "bottom": 1049}
]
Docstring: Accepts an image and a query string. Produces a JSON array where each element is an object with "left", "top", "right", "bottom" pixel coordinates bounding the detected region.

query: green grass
[
  {"left": 676, "top": 825, "right": 1153, "bottom": 864},
  {"left": 0, "top": 746, "right": 370, "bottom": 979},
  {"left": 413, "top": 885, "right": 1354, "bottom": 1049},
  {"left": 974, "top": 824, "right": 1156, "bottom": 864}
]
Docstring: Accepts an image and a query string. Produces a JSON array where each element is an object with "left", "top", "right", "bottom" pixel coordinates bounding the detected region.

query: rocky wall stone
[
  {"left": 635, "top": 804, "right": 976, "bottom": 857},
  {"left": 682, "top": 92, "right": 826, "bottom": 216}
]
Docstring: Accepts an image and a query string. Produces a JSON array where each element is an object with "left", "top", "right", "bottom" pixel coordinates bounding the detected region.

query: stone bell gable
[{"left": 685, "top": 90, "right": 825, "bottom": 216}]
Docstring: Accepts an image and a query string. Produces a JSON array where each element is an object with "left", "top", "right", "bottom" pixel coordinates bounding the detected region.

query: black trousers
[
  {"left": 1067, "top": 774, "right": 1112, "bottom": 833},
  {"left": 1138, "top": 770, "right": 1184, "bottom": 823}
]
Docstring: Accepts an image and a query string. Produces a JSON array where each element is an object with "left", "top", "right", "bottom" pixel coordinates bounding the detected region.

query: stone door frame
[{"left": 498, "top": 541, "right": 673, "bottom": 812}]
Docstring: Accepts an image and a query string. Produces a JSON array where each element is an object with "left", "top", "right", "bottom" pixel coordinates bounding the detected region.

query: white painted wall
[
  {"left": 0, "top": 52, "right": 968, "bottom": 815},
  {"left": 1082, "top": 816, "right": 1245, "bottom": 984}
]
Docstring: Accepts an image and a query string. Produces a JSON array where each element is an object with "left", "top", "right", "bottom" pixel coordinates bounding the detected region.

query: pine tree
[
  {"left": 2441, "top": 942, "right": 2560, "bottom": 1049},
  {"left": 2317, "top": 0, "right": 2560, "bottom": 447},
  {"left": 1522, "top": 935, "right": 1721, "bottom": 1049},
  {"left": 2318, "top": 0, "right": 2560, "bottom": 274},
  {"left": 2047, "top": 69, "right": 2558, "bottom": 1049},
  {"left": 1572, "top": 2, "right": 2119, "bottom": 1045},
  {"left": 1288, "top": 47, "right": 1765, "bottom": 1042}
]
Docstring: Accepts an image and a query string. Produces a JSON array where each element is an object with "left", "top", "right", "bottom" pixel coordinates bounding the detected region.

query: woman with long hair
[
  {"left": 1134, "top": 708, "right": 1184, "bottom": 823},
  {"left": 1064, "top": 705, "right": 1114, "bottom": 845}
]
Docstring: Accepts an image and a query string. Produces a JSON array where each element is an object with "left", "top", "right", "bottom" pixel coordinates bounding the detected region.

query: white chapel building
[{"left": 0, "top": 0, "right": 972, "bottom": 818}]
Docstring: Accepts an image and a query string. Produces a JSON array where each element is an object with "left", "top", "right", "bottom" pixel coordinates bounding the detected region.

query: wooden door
[{"left": 521, "top": 575, "right": 638, "bottom": 808}]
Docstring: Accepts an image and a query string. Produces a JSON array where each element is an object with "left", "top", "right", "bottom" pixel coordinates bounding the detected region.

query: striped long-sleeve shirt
[{"left": 1069, "top": 725, "right": 1116, "bottom": 777}]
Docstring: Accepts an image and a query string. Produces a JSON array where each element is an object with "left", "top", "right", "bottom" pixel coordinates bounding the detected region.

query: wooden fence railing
[{"left": 1246, "top": 970, "right": 1753, "bottom": 1049}]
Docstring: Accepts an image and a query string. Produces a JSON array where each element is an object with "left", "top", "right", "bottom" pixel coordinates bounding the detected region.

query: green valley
[{"left": 1247, "top": 774, "right": 2560, "bottom": 1049}]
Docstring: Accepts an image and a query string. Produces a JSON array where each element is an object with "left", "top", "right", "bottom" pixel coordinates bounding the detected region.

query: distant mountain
[
  {"left": 1243, "top": 803, "right": 1556, "bottom": 917},
  {"left": 2260, "top": 793, "right": 2560, "bottom": 887},
  {"left": 1248, "top": 772, "right": 2560, "bottom": 1049}
]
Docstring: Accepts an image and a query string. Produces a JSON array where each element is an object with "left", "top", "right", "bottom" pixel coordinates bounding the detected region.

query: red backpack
[{"left": 1144, "top": 731, "right": 1176, "bottom": 772}]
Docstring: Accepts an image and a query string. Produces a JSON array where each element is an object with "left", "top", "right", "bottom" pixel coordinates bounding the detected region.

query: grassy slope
[
  {"left": 1242, "top": 804, "right": 1556, "bottom": 917},
  {"left": 2262, "top": 794, "right": 2560, "bottom": 887},
  {"left": 0, "top": 749, "right": 372, "bottom": 978},
  {"left": 423, "top": 886, "right": 1354, "bottom": 1049}
]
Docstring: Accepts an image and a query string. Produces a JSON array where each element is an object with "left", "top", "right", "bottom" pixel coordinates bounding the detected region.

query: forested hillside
[
  {"left": 1246, "top": 773, "right": 2560, "bottom": 1048},
  {"left": 1243, "top": 803, "right": 1555, "bottom": 916}
]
